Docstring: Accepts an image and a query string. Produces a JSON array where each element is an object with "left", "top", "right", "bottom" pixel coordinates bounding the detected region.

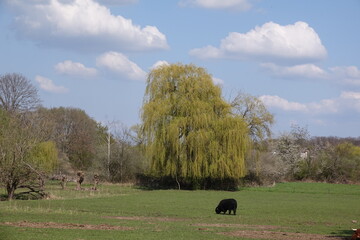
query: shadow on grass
[{"left": 329, "top": 229, "right": 354, "bottom": 240}]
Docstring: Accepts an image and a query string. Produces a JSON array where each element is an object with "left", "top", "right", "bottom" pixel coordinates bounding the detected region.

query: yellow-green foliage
[
  {"left": 141, "top": 64, "right": 249, "bottom": 180},
  {"left": 28, "top": 141, "right": 58, "bottom": 173},
  {"left": 335, "top": 142, "right": 360, "bottom": 180},
  {"left": 335, "top": 142, "right": 360, "bottom": 158}
]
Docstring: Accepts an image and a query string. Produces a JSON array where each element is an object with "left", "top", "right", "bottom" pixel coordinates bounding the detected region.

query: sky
[{"left": 0, "top": 0, "right": 359, "bottom": 137}]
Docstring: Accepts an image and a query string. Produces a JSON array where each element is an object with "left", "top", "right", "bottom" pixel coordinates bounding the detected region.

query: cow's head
[{"left": 215, "top": 207, "right": 221, "bottom": 214}]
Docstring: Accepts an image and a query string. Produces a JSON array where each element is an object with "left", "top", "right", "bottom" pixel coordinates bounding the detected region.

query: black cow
[{"left": 215, "top": 198, "right": 237, "bottom": 215}]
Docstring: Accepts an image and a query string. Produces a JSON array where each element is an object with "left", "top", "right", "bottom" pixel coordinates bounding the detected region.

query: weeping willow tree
[{"left": 141, "top": 64, "right": 249, "bottom": 189}]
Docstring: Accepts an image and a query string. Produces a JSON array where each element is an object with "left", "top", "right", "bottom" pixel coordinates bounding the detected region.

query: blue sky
[{"left": 1, "top": 0, "right": 359, "bottom": 137}]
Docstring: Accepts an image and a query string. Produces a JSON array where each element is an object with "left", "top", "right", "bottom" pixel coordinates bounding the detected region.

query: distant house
[{"left": 300, "top": 149, "right": 309, "bottom": 159}]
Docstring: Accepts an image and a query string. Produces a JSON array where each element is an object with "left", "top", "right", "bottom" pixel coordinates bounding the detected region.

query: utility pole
[
  {"left": 107, "top": 129, "right": 111, "bottom": 179},
  {"left": 103, "top": 119, "right": 115, "bottom": 181}
]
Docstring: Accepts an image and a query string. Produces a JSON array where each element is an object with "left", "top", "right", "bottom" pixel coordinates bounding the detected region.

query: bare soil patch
[
  {"left": 192, "top": 223, "right": 284, "bottom": 230},
  {"left": 1, "top": 221, "right": 133, "bottom": 231},
  {"left": 103, "top": 216, "right": 188, "bottom": 222},
  {"left": 220, "top": 230, "right": 348, "bottom": 240},
  {"left": 1, "top": 219, "right": 351, "bottom": 239}
]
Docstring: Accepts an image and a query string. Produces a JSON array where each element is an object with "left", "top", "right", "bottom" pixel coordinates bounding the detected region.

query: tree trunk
[
  {"left": 6, "top": 183, "right": 16, "bottom": 200},
  {"left": 175, "top": 175, "right": 181, "bottom": 190}
]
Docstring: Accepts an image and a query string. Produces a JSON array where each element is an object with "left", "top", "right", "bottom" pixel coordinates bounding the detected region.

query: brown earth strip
[
  {"left": 1, "top": 219, "right": 350, "bottom": 239},
  {"left": 192, "top": 223, "right": 285, "bottom": 230},
  {"left": 220, "top": 230, "right": 348, "bottom": 240},
  {"left": 103, "top": 216, "right": 188, "bottom": 222},
  {"left": 1, "top": 221, "right": 133, "bottom": 230}
]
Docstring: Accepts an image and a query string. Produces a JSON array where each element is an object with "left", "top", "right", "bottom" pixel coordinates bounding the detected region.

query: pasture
[{"left": 0, "top": 182, "right": 360, "bottom": 240}]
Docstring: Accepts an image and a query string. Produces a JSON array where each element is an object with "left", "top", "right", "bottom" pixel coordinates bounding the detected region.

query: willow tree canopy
[{"left": 141, "top": 64, "right": 249, "bottom": 181}]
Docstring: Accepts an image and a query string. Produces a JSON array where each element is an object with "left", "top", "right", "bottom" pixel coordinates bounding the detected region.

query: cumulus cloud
[
  {"left": 190, "top": 45, "right": 223, "bottom": 59},
  {"left": 330, "top": 66, "right": 360, "bottom": 86},
  {"left": 179, "top": 0, "right": 251, "bottom": 11},
  {"left": 260, "top": 91, "right": 360, "bottom": 114},
  {"left": 150, "top": 60, "right": 170, "bottom": 70},
  {"left": 96, "top": 51, "right": 146, "bottom": 81},
  {"left": 341, "top": 91, "right": 360, "bottom": 100},
  {"left": 7, "top": 0, "right": 168, "bottom": 52},
  {"left": 341, "top": 91, "right": 360, "bottom": 112},
  {"left": 95, "top": 0, "right": 138, "bottom": 6},
  {"left": 190, "top": 21, "right": 327, "bottom": 64},
  {"left": 35, "top": 75, "right": 68, "bottom": 93},
  {"left": 55, "top": 60, "right": 97, "bottom": 78},
  {"left": 212, "top": 77, "right": 224, "bottom": 85},
  {"left": 261, "top": 63, "right": 360, "bottom": 86},
  {"left": 259, "top": 95, "right": 308, "bottom": 112},
  {"left": 261, "top": 63, "right": 328, "bottom": 79}
]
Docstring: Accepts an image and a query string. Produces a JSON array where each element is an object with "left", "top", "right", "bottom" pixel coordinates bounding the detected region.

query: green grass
[{"left": 0, "top": 181, "right": 359, "bottom": 240}]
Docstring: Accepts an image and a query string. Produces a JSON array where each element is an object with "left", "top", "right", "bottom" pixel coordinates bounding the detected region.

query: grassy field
[{"left": 0, "top": 181, "right": 360, "bottom": 240}]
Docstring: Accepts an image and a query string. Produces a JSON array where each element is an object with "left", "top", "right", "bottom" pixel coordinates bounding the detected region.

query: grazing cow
[
  {"left": 352, "top": 229, "right": 360, "bottom": 240},
  {"left": 215, "top": 198, "right": 237, "bottom": 215}
]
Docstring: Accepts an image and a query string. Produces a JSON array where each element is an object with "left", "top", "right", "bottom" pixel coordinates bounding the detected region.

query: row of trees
[
  {"left": 1, "top": 65, "right": 359, "bottom": 198},
  {"left": 139, "top": 64, "right": 359, "bottom": 188},
  {"left": 0, "top": 73, "right": 143, "bottom": 199},
  {"left": 246, "top": 125, "right": 360, "bottom": 185},
  {"left": 1, "top": 66, "right": 274, "bottom": 196}
]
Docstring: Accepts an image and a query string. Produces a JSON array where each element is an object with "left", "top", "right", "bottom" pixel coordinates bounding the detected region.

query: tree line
[
  {"left": 1, "top": 66, "right": 359, "bottom": 199},
  {"left": 138, "top": 64, "right": 360, "bottom": 189},
  {"left": 246, "top": 125, "right": 360, "bottom": 185},
  {"left": 0, "top": 73, "right": 143, "bottom": 200}
]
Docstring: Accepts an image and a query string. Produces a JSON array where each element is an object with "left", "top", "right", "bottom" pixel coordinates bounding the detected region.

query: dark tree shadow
[{"left": 328, "top": 229, "right": 354, "bottom": 240}]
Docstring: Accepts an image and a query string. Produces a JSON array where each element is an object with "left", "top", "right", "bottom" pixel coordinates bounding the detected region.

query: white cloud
[
  {"left": 307, "top": 99, "right": 339, "bottom": 114},
  {"left": 330, "top": 66, "right": 360, "bottom": 86},
  {"left": 261, "top": 63, "right": 360, "bottom": 87},
  {"left": 259, "top": 95, "right": 308, "bottom": 112},
  {"left": 7, "top": 0, "right": 168, "bottom": 52},
  {"left": 55, "top": 60, "right": 97, "bottom": 77},
  {"left": 95, "top": 0, "right": 138, "bottom": 6},
  {"left": 190, "top": 45, "right": 223, "bottom": 59},
  {"left": 35, "top": 75, "right": 68, "bottom": 93},
  {"left": 179, "top": 0, "right": 251, "bottom": 11},
  {"left": 96, "top": 51, "right": 146, "bottom": 81},
  {"left": 212, "top": 77, "right": 224, "bottom": 86},
  {"left": 341, "top": 91, "right": 360, "bottom": 100},
  {"left": 261, "top": 63, "right": 328, "bottom": 79},
  {"left": 260, "top": 91, "right": 360, "bottom": 114},
  {"left": 190, "top": 21, "right": 327, "bottom": 63},
  {"left": 340, "top": 91, "right": 360, "bottom": 112},
  {"left": 150, "top": 60, "right": 170, "bottom": 70}
]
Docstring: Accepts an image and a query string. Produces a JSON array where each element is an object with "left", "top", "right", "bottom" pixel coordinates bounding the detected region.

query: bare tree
[
  {"left": 0, "top": 111, "right": 57, "bottom": 200},
  {"left": 106, "top": 122, "right": 145, "bottom": 183},
  {"left": 231, "top": 92, "right": 274, "bottom": 179},
  {"left": 231, "top": 92, "right": 274, "bottom": 142},
  {"left": 0, "top": 73, "right": 41, "bottom": 113}
]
